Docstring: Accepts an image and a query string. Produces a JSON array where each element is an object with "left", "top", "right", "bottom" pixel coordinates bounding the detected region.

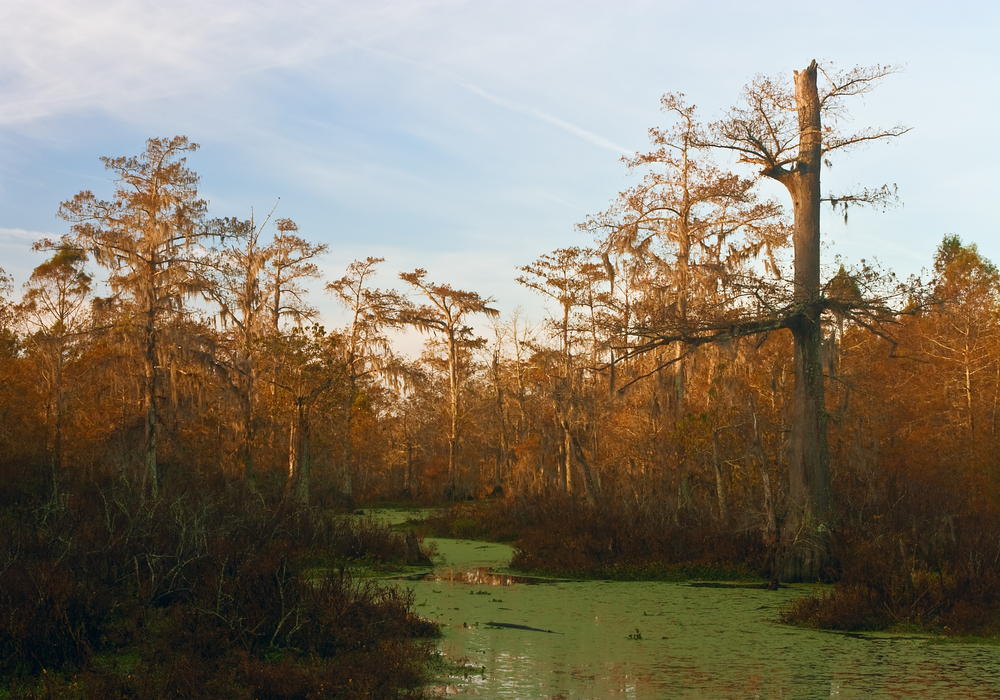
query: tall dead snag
[
  {"left": 399, "top": 269, "right": 499, "bottom": 499},
  {"left": 711, "top": 61, "right": 908, "bottom": 580},
  {"left": 584, "top": 63, "right": 908, "bottom": 581}
]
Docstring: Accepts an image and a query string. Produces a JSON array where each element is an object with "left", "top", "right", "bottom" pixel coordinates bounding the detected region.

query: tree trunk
[
  {"left": 54, "top": 342, "right": 64, "bottom": 472},
  {"left": 298, "top": 415, "right": 311, "bottom": 505},
  {"left": 287, "top": 399, "right": 311, "bottom": 505},
  {"left": 672, "top": 342, "right": 685, "bottom": 414},
  {"left": 564, "top": 423, "right": 597, "bottom": 505},
  {"left": 288, "top": 406, "right": 299, "bottom": 487},
  {"left": 489, "top": 350, "right": 510, "bottom": 497},
  {"left": 964, "top": 339, "right": 975, "bottom": 437},
  {"left": 448, "top": 330, "right": 460, "bottom": 499},
  {"left": 712, "top": 431, "right": 728, "bottom": 524},
  {"left": 777, "top": 60, "right": 831, "bottom": 582},
  {"left": 342, "top": 375, "right": 357, "bottom": 505},
  {"left": 241, "top": 369, "right": 254, "bottom": 482},
  {"left": 144, "top": 308, "right": 159, "bottom": 499},
  {"left": 561, "top": 422, "right": 573, "bottom": 494},
  {"left": 403, "top": 439, "right": 414, "bottom": 497}
]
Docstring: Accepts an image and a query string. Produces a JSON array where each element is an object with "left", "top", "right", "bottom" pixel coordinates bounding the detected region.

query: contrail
[
  {"left": 356, "top": 42, "right": 632, "bottom": 156},
  {"left": 455, "top": 81, "right": 631, "bottom": 156}
]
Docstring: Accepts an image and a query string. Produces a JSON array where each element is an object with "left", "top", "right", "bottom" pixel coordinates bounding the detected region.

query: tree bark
[
  {"left": 54, "top": 341, "right": 64, "bottom": 472},
  {"left": 287, "top": 399, "right": 311, "bottom": 505},
  {"left": 143, "top": 304, "right": 159, "bottom": 499},
  {"left": 288, "top": 404, "right": 299, "bottom": 488},
  {"left": 298, "top": 416, "right": 312, "bottom": 506},
  {"left": 712, "top": 431, "right": 728, "bottom": 524},
  {"left": 563, "top": 422, "right": 597, "bottom": 505},
  {"left": 448, "top": 329, "right": 460, "bottom": 499},
  {"left": 492, "top": 359, "right": 510, "bottom": 497},
  {"left": 775, "top": 60, "right": 831, "bottom": 581},
  {"left": 561, "top": 420, "right": 573, "bottom": 494},
  {"left": 342, "top": 367, "right": 357, "bottom": 506},
  {"left": 241, "top": 387, "right": 254, "bottom": 481},
  {"left": 403, "top": 439, "right": 414, "bottom": 497}
]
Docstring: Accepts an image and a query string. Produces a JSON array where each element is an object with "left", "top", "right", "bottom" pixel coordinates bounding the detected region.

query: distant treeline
[{"left": 2, "top": 135, "right": 999, "bottom": 559}]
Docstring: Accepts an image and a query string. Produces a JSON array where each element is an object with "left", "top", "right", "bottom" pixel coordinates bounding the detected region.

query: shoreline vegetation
[
  {"left": 418, "top": 499, "right": 1000, "bottom": 641},
  {"left": 0, "top": 469, "right": 439, "bottom": 700},
  {"left": 4, "top": 486, "right": 1000, "bottom": 699}
]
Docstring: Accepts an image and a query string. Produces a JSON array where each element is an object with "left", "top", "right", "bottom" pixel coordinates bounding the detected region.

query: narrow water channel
[{"left": 407, "top": 537, "right": 1000, "bottom": 699}]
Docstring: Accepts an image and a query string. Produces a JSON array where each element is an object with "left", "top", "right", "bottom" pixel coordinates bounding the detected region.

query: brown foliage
[
  {"left": 424, "top": 495, "right": 766, "bottom": 580},
  {"left": 0, "top": 467, "right": 437, "bottom": 699}
]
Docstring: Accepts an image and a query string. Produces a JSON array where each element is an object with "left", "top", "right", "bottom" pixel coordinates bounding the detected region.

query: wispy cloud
[
  {"left": 1, "top": 0, "right": 631, "bottom": 162},
  {"left": 0, "top": 1, "right": 342, "bottom": 127},
  {"left": 0, "top": 227, "right": 56, "bottom": 283},
  {"left": 0, "top": 227, "right": 50, "bottom": 243}
]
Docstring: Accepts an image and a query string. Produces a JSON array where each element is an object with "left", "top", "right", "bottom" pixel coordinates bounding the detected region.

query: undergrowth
[
  {"left": 419, "top": 495, "right": 766, "bottom": 581},
  {"left": 0, "top": 461, "right": 438, "bottom": 700},
  {"left": 780, "top": 525, "right": 1000, "bottom": 637},
  {"left": 421, "top": 494, "right": 1000, "bottom": 638}
]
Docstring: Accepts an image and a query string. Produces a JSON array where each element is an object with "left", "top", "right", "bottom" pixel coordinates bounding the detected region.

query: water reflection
[
  {"left": 412, "top": 538, "right": 1000, "bottom": 699},
  {"left": 420, "top": 566, "right": 534, "bottom": 586}
]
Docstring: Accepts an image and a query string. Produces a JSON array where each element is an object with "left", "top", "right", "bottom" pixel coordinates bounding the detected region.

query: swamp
[
  {"left": 413, "top": 533, "right": 1000, "bottom": 699},
  {"left": 3, "top": 56, "right": 1000, "bottom": 699}
]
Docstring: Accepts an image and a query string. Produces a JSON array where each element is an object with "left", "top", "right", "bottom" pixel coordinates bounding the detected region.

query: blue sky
[{"left": 2, "top": 0, "right": 998, "bottom": 338}]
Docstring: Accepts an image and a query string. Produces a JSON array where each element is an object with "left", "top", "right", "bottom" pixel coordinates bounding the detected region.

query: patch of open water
[{"left": 407, "top": 537, "right": 1000, "bottom": 699}]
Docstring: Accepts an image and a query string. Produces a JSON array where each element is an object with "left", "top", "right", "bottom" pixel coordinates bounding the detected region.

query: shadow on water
[{"left": 687, "top": 580, "right": 787, "bottom": 590}]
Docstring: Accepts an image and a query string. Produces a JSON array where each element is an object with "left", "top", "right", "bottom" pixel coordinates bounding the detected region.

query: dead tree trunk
[{"left": 774, "top": 61, "right": 831, "bottom": 581}]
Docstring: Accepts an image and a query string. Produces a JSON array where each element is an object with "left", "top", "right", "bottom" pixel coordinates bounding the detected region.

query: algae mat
[{"left": 412, "top": 538, "right": 1000, "bottom": 699}]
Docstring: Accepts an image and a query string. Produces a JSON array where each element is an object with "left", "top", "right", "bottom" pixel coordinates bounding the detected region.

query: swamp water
[{"left": 401, "top": 537, "right": 1000, "bottom": 699}]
